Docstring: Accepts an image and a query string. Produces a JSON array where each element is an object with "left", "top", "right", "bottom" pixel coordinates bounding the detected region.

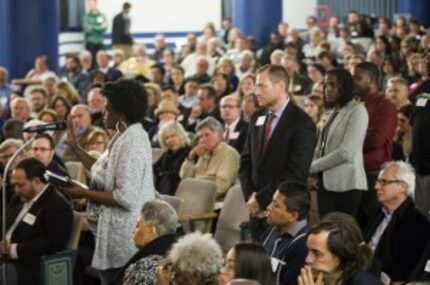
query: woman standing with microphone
[{"left": 61, "top": 79, "right": 155, "bottom": 285}]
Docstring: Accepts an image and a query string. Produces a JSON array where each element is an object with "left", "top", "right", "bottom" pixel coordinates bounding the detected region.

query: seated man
[
  {"left": 262, "top": 181, "right": 309, "bottom": 285},
  {"left": 220, "top": 95, "right": 248, "bottom": 154},
  {"left": 364, "top": 161, "right": 430, "bottom": 283},
  {"left": 180, "top": 117, "right": 240, "bottom": 200},
  {"left": 0, "top": 158, "right": 73, "bottom": 285},
  {"left": 55, "top": 104, "right": 98, "bottom": 162}
]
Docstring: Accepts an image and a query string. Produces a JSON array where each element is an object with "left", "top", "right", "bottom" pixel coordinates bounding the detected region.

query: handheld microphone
[{"left": 22, "top": 121, "right": 67, "bottom": 133}]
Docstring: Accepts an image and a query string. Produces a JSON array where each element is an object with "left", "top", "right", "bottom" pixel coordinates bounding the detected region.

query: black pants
[
  {"left": 317, "top": 176, "right": 363, "bottom": 219},
  {"left": 85, "top": 42, "right": 104, "bottom": 65},
  {"left": 357, "top": 171, "right": 382, "bottom": 230}
]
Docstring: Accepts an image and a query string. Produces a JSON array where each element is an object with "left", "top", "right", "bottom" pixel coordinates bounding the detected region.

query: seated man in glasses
[{"left": 363, "top": 161, "right": 430, "bottom": 284}]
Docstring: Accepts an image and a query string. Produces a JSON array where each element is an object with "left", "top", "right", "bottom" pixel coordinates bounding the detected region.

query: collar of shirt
[
  {"left": 29, "top": 184, "right": 49, "bottom": 205},
  {"left": 99, "top": 67, "right": 109, "bottom": 74},
  {"left": 360, "top": 92, "right": 380, "bottom": 105},
  {"left": 225, "top": 117, "right": 240, "bottom": 132},
  {"left": 287, "top": 218, "right": 307, "bottom": 237},
  {"left": 382, "top": 206, "right": 394, "bottom": 217},
  {"left": 270, "top": 97, "right": 289, "bottom": 118}
]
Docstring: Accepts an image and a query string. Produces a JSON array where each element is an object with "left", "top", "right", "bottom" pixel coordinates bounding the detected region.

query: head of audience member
[
  {"left": 317, "top": 51, "right": 333, "bottom": 71},
  {"left": 0, "top": 138, "right": 25, "bottom": 167},
  {"left": 255, "top": 64, "right": 290, "bottom": 112},
  {"left": 212, "top": 72, "right": 231, "bottom": 98},
  {"left": 346, "top": 53, "right": 365, "bottom": 73},
  {"left": 154, "top": 34, "right": 166, "bottom": 53},
  {"left": 56, "top": 81, "right": 79, "bottom": 105},
  {"left": 207, "top": 37, "right": 221, "bottom": 57},
  {"left": 70, "top": 105, "right": 92, "bottom": 131},
  {"left": 186, "top": 32, "right": 198, "bottom": 51},
  {"left": 170, "top": 66, "right": 185, "bottom": 89},
  {"left": 241, "top": 93, "right": 259, "bottom": 122},
  {"left": 38, "top": 109, "right": 58, "bottom": 124},
  {"left": 396, "top": 104, "right": 412, "bottom": 137},
  {"left": 42, "top": 77, "right": 58, "bottom": 100},
  {"left": 132, "top": 43, "right": 148, "bottom": 59},
  {"left": 281, "top": 55, "right": 300, "bottom": 76},
  {"left": 22, "top": 119, "right": 49, "bottom": 142},
  {"left": 134, "top": 199, "right": 178, "bottom": 248},
  {"left": 385, "top": 77, "right": 409, "bottom": 109},
  {"left": 163, "top": 49, "right": 175, "bottom": 67},
  {"left": 101, "top": 79, "right": 148, "bottom": 131},
  {"left": 266, "top": 181, "right": 310, "bottom": 233},
  {"left": 87, "top": 0, "right": 99, "bottom": 13},
  {"left": 195, "top": 41, "right": 208, "bottom": 57},
  {"left": 270, "top": 50, "right": 286, "bottom": 65},
  {"left": 50, "top": 95, "right": 71, "bottom": 122},
  {"left": 87, "top": 85, "right": 106, "bottom": 114},
  {"left": 96, "top": 50, "right": 109, "bottom": 69},
  {"left": 161, "top": 85, "right": 179, "bottom": 105},
  {"left": 238, "top": 50, "right": 254, "bottom": 72},
  {"left": 85, "top": 129, "right": 109, "bottom": 153},
  {"left": 303, "top": 216, "right": 373, "bottom": 285},
  {"left": 154, "top": 100, "right": 179, "bottom": 125},
  {"left": 0, "top": 67, "right": 9, "bottom": 88},
  {"left": 197, "top": 84, "right": 217, "bottom": 113},
  {"left": 183, "top": 78, "right": 198, "bottom": 97},
  {"left": 381, "top": 57, "right": 398, "bottom": 77},
  {"left": 34, "top": 55, "right": 49, "bottom": 73},
  {"left": 377, "top": 17, "right": 391, "bottom": 37},
  {"left": 304, "top": 94, "right": 324, "bottom": 124},
  {"left": 376, "top": 161, "right": 415, "bottom": 213},
  {"left": 220, "top": 95, "right": 241, "bottom": 126},
  {"left": 366, "top": 50, "right": 385, "bottom": 69},
  {"left": 195, "top": 56, "right": 209, "bottom": 77},
  {"left": 218, "top": 243, "right": 275, "bottom": 285},
  {"left": 227, "top": 28, "right": 241, "bottom": 49},
  {"left": 158, "top": 120, "right": 190, "bottom": 152},
  {"left": 324, "top": 68, "right": 355, "bottom": 109},
  {"left": 352, "top": 62, "right": 380, "bottom": 97},
  {"left": 11, "top": 158, "right": 48, "bottom": 202},
  {"left": 29, "top": 133, "right": 55, "bottom": 166},
  {"left": 151, "top": 64, "right": 166, "bottom": 86},
  {"left": 217, "top": 58, "right": 236, "bottom": 76},
  {"left": 144, "top": 83, "right": 162, "bottom": 111},
  {"left": 65, "top": 54, "right": 81, "bottom": 73},
  {"left": 203, "top": 24, "right": 216, "bottom": 42},
  {"left": 79, "top": 50, "right": 93, "bottom": 71},
  {"left": 417, "top": 53, "right": 429, "bottom": 78},
  {"left": 196, "top": 117, "right": 224, "bottom": 152},
  {"left": 311, "top": 80, "right": 324, "bottom": 98},
  {"left": 307, "top": 63, "right": 326, "bottom": 84},
  {"left": 112, "top": 49, "right": 125, "bottom": 67},
  {"left": 11, "top": 98, "right": 30, "bottom": 122},
  {"left": 29, "top": 88, "right": 48, "bottom": 114},
  {"left": 2, "top": 119, "right": 24, "bottom": 141},
  {"left": 237, "top": 73, "right": 256, "bottom": 101},
  {"left": 161, "top": 232, "right": 223, "bottom": 285}
]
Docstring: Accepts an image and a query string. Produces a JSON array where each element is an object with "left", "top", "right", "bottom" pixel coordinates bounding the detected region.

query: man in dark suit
[
  {"left": 240, "top": 64, "right": 316, "bottom": 241},
  {"left": 0, "top": 158, "right": 73, "bottom": 285},
  {"left": 220, "top": 95, "right": 248, "bottom": 154},
  {"left": 364, "top": 161, "right": 430, "bottom": 283},
  {"left": 111, "top": 2, "right": 133, "bottom": 59}
]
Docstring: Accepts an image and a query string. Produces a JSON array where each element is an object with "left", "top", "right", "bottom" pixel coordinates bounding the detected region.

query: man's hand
[
  {"left": 190, "top": 105, "right": 202, "bottom": 120},
  {"left": 246, "top": 192, "right": 262, "bottom": 217},
  {"left": 298, "top": 266, "right": 324, "bottom": 285}
]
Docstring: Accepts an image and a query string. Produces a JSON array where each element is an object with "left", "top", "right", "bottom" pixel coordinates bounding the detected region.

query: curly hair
[{"left": 101, "top": 79, "right": 148, "bottom": 124}]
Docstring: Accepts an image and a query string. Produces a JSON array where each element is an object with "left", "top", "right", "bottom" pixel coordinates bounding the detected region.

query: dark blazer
[
  {"left": 226, "top": 119, "right": 249, "bottom": 154},
  {"left": 111, "top": 13, "right": 132, "bottom": 45},
  {"left": 90, "top": 67, "right": 123, "bottom": 83},
  {"left": 344, "top": 270, "right": 382, "bottom": 285},
  {"left": 240, "top": 102, "right": 316, "bottom": 208},
  {"left": 3, "top": 185, "right": 73, "bottom": 285},
  {"left": 364, "top": 197, "right": 430, "bottom": 282}
]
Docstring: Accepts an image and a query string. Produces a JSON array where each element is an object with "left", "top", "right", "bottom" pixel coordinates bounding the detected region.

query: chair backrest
[
  {"left": 65, "top": 161, "right": 85, "bottom": 183},
  {"left": 41, "top": 250, "right": 77, "bottom": 285},
  {"left": 160, "top": 194, "right": 184, "bottom": 215},
  {"left": 214, "top": 184, "right": 249, "bottom": 250},
  {"left": 175, "top": 178, "right": 216, "bottom": 218},
  {"left": 152, "top": 147, "right": 165, "bottom": 164},
  {"left": 66, "top": 211, "right": 83, "bottom": 250}
]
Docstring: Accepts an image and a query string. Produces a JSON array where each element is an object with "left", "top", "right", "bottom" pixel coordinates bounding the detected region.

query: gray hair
[
  {"left": 239, "top": 50, "right": 254, "bottom": 60},
  {"left": 0, "top": 138, "right": 24, "bottom": 153},
  {"left": 386, "top": 76, "right": 408, "bottom": 88},
  {"left": 141, "top": 199, "right": 178, "bottom": 235},
  {"left": 382, "top": 160, "right": 416, "bottom": 197},
  {"left": 168, "top": 232, "right": 223, "bottom": 282},
  {"left": 158, "top": 121, "right": 191, "bottom": 150},
  {"left": 196, "top": 117, "right": 224, "bottom": 135}
]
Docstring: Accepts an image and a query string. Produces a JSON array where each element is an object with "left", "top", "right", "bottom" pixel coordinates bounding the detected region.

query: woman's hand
[
  {"left": 60, "top": 181, "right": 88, "bottom": 200},
  {"left": 298, "top": 266, "right": 324, "bottom": 285},
  {"left": 156, "top": 259, "right": 173, "bottom": 285},
  {"left": 65, "top": 115, "right": 78, "bottom": 148}
]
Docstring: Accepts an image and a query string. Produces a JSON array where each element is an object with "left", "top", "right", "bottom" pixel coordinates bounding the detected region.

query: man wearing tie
[
  {"left": 0, "top": 158, "right": 73, "bottom": 285},
  {"left": 240, "top": 64, "right": 316, "bottom": 241}
]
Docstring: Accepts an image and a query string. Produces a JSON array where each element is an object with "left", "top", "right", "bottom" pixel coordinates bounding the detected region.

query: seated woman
[
  {"left": 112, "top": 199, "right": 178, "bottom": 285},
  {"left": 153, "top": 121, "right": 191, "bottom": 195},
  {"left": 218, "top": 243, "right": 276, "bottom": 285},
  {"left": 157, "top": 232, "right": 223, "bottom": 285}
]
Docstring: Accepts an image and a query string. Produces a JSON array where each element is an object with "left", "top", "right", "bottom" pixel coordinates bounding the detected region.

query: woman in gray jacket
[{"left": 310, "top": 68, "right": 368, "bottom": 218}]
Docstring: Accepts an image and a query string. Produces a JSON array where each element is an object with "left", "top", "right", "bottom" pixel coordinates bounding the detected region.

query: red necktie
[{"left": 263, "top": 113, "right": 275, "bottom": 152}]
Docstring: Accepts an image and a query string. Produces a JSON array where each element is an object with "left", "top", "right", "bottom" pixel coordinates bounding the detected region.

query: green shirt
[{"left": 83, "top": 11, "right": 107, "bottom": 44}]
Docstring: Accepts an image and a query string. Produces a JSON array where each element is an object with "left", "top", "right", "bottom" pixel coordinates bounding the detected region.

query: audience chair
[
  {"left": 174, "top": 178, "right": 217, "bottom": 232},
  {"left": 160, "top": 194, "right": 184, "bottom": 215},
  {"left": 214, "top": 184, "right": 249, "bottom": 251},
  {"left": 67, "top": 211, "right": 83, "bottom": 250},
  {"left": 65, "top": 161, "right": 86, "bottom": 183}
]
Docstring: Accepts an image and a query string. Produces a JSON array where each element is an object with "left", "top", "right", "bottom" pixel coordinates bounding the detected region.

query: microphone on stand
[{"left": 22, "top": 121, "right": 67, "bottom": 133}]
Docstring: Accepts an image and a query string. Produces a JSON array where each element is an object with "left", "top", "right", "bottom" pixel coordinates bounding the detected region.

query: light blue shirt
[
  {"left": 369, "top": 207, "right": 393, "bottom": 252},
  {"left": 268, "top": 98, "right": 289, "bottom": 138}
]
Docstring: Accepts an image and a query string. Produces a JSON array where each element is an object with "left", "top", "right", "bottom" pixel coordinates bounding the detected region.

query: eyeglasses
[
  {"left": 220, "top": 104, "right": 237, "bottom": 109},
  {"left": 375, "top": 179, "right": 403, "bottom": 186},
  {"left": 30, "top": 147, "right": 52, "bottom": 152}
]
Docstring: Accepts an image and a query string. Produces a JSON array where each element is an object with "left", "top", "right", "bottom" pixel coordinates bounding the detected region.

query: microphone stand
[{"left": 2, "top": 136, "right": 36, "bottom": 284}]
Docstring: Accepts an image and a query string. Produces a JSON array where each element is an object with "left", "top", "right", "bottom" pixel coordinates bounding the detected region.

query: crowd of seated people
[{"left": 0, "top": 5, "right": 430, "bottom": 284}]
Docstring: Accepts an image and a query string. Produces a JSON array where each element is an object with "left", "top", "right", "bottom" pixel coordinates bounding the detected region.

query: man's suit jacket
[
  {"left": 4, "top": 185, "right": 73, "bottom": 285},
  {"left": 310, "top": 100, "right": 369, "bottom": 191},
  {"left": 240, "top": 102, "right": 316, "bottom": 208},
  {"left": 363, "top": 198, "right": 430, "bottom": 282},
  {"left": 226, "top": 119, "right": 249, "bottom": 154},
  {"left": 90, "top": 67, "right": 123, "bottom": 82}
]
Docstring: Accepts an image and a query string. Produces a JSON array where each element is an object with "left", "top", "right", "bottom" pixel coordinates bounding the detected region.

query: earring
[{"left": 115, "top": 120, "right": 127, "bottom": 133}]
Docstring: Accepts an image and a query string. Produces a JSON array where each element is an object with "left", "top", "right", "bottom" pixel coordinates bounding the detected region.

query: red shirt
[{"left": 361, "top": 93, "right": 397, "bottom": 172}]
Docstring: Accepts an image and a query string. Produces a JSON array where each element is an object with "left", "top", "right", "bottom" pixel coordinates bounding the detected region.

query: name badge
[
  {"left": 23, "top": 213, "right": 36, "bottom": 226},
  {"left": 230, "top": 132, "right": 239, "bottom": 140},
  {"left": 256, "top": 116, "right": 266, "bottom": 126},
  {"left": 425, "top": 260, "right": 430, "bottom": 273},
  {"left": 416, "top": 97, "right": 428, "bottom": 107},
  {"left": 270, "top": 257, "right": 285, "bottom": 272},
  {"left": 177, "top": 114, "right": 184, "bottom": 122}
]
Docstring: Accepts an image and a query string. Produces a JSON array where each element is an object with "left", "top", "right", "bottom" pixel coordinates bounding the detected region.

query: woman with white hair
[
  {"left": 112, "top": 199, "right": 179, "bottom": 285},
  {"left": 157, "top": 232, "right": 223, "bottom": 285}
]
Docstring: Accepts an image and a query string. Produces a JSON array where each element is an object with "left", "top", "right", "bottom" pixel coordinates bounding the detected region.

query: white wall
[{"left": 282, "top": 0, "right": 317, "bottom": 29}]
